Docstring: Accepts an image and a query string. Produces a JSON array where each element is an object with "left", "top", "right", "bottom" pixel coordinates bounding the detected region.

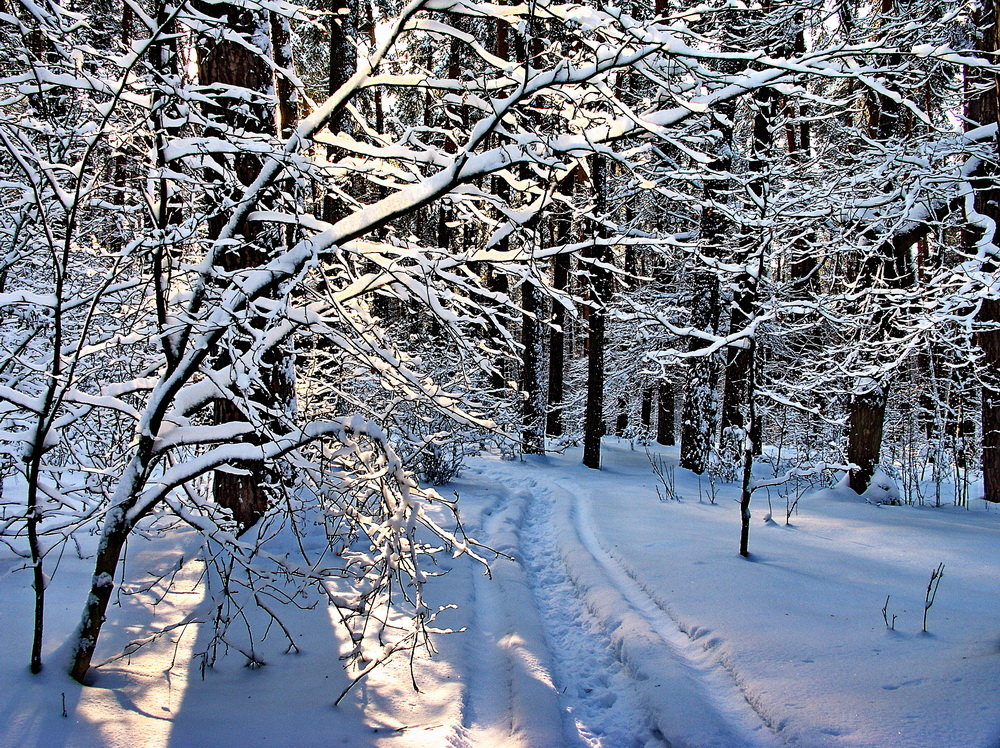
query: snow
[{"left": 2, "top": 439, "right": 999, "bottom": 746}]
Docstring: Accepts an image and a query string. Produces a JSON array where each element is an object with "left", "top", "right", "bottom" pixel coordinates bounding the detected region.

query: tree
[
  {"left": 967, "top": 0, "right": 1000, "bottom": 503},
  {"left": 583, "top": 156, "right": 612, "bottom": 469},
  {"left": 0, "top": 0, "right": 733, "bottom": 682}
]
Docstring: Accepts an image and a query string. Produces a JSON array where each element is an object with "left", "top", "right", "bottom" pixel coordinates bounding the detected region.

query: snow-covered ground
[{"left": 2, "top": 439, "right": 998, "bottom": 746}]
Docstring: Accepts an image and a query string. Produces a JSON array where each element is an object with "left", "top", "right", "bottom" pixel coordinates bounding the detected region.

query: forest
[{"left": 1, "top": 0, "right": 999, "bottom": 745}]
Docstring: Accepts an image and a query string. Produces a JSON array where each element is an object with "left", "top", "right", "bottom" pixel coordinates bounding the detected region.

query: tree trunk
[
  {"left": 739, "top": 340, "right": 760, "bottom": 557},
  {"left": 582, "top": 296, "right": 606, "bottom": 469},
  {"left": 25, "top": 456, "right": 45, "bottom": 674},
  {"left": 583, "top": 156, "right": 611, "bottom": 470},
  {"left": 656, "top": 382, "right": 675, "bottom": 445},
  {"left": 69, "top": 509, "right": 132, "bottom": 683},
  {"left": 967, "top": 0, "right": 1000, "bottom": 502},
  {"left": 271, "top": 11, "right": 299, "bottom": 142},
  {"left": 520, "top": 280, "right": 544, "bottom": 453},
  {"left": 640, "top": 387, "right": 652, "bottom": 431},
  {"left": 196, "top": 1, "right": 284, "bottom": 532},
  {"left": 719, "top": 84, "right": 775, "bottom": 436},
  {"left": 615, "top": 397, "right": 628, "bottom": 436},
  {"left": 322, "top": 0, "right": 357, "bottom": 224},
  {"left": 69, "top": 434, "right": 160, "bottom": 683},
  {"left": 847, "top": 385, "right": 888, "bottom": 493},
  {"left": 546, "top": 167, "right": 579, "bottom": 437},
  {"left": 546, "top": 252, "right": 570, "bottom": 437},
  {"left": 679, "top": 273, "right": 720, "bottom": 473},
  {"left": 982, "top": 299, "right": 1000, "bottom": 502}
]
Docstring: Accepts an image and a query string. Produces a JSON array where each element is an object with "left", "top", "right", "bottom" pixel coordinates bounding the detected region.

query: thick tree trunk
[
  {"left": 968, "top": 0, "right": 1000, "bottom": 502},
  {"left": 322, "top": 0, "right": 357, "bottom": 224},
  {"left": 640, "top": 387, "right": 652, "bottom": 431},
  {"left": 679, "top": 265, "right": 721, "bottom": 472},
  {"left": 615, "top": 398, "right": 628, "bottom": 436},
  {"left": 271, "top": 12, "right": 299, "bottom": 142},
  {"left": 196, "top": 1, "right": 284, "bottom": 532},
  {"left": 679, "top": 352, "right": 718, "bottom": 473},
  {"left": 847, "top": 385, "right": 888, "bottom": 493}
]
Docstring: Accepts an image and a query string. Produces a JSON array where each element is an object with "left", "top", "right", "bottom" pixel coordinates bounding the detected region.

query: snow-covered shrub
[
  {"left": 863, "top": 468, "right": 902, "bottom": 505},
  {"left": 712, "top": 427, "right": 745, "bottom": 484},
  {"left": 394, "top": 407, "right": 485, "bottom": 486}
]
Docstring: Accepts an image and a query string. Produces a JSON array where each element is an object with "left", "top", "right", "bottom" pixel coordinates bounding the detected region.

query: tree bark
[
  {"left": 615, "top": 397, "right": 628, "bottom": 436},
  {"left": 546, "top": 167, "right": 579, "bottom": 437},
  {"left": 520, "top": 279, "right": 544, "bottom": 453},
  {"left": 968, "top": 0, "right": 1000, "bottom": 502},
  {"left": 847, "top": 385, "right": 888, "bottom": 493},
  {"left": 69, "top": 509, "right": 132, "bottom": 683},
  {"left": 583, "top": 156, "right": 611, "bottom": 470},
  {"left": 196, "top": 1, "right": 285, "bottom": 531},
  {"left": 640, "top": 387, "right": 653, "bottom": 431},
  {"left": 322, "top": 0, "right": 357, "bottom": 224},
  {"left": 656, "top": 382, "right": 675, "bottom": 445},
  {"left": 271, "top": 11, "right": 299, "bottom": 142},
  {"left": 739, "top": 339, "right": 759, "bottom": 557},
  {"left": 981, "top": 299, "right": 1000, "bottom": 502},
  {"left": 546, "top": 252, "right": 570, "bottom": 437}
]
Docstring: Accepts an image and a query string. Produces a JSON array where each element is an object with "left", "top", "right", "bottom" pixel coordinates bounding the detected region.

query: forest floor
[{"left": 1, "top": 439, "right": 999, "bottom": 747}]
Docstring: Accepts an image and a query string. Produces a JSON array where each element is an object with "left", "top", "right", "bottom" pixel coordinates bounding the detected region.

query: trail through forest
[{"left": 458, "top": 464, "right": 773, "bottom": 746}]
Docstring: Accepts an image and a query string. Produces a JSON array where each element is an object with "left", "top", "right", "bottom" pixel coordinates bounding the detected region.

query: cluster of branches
[{"left": 0, "top": 0, "right": 997, "bottom": 688}]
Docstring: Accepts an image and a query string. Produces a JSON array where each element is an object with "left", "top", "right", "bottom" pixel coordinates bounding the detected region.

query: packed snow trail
[
  {"left": 461, "top": 457, "right": 778, "bottom": 747},
  {"left": 519, "top": 483, "right": 664, "bottom": 746},
  {"left": 449, "top": 474, "right": 662, "bottom": 746},
  {"left": 559, "top": 477, "right": 777, "bottom": 746},
  {"left": 451, "top": 486, "right": 565, "bottom": 746}
]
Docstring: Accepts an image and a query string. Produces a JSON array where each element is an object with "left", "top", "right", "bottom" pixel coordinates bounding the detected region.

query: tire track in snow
[
  {"left": 457, "top": 488, "right": 516, "bottom": 744},
  {"left": 454, "top": 483, "right": 565, "bottom": 747},
  {"left": 518, "top": 481, "right": 664, "bottom": 747},
  {"left": 554, "top": 476, "right": 780, "bottom": 747},
  {"left": 466, "top": 459, "right": 778, "bottom": 746}
]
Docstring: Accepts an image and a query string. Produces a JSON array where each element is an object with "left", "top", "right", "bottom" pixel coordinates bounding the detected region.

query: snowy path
[
  {"left": 519, "top": 481, "right": 663, "bottom": 746},
  {"left": 450, "top": 486, "right": 565, "bottom": 746},
  {"left": 456, "top": 459, "right": 778, "bottom": 747},
  {"left": 554, "top": 476, "right": 775, "bottom": 746}
]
